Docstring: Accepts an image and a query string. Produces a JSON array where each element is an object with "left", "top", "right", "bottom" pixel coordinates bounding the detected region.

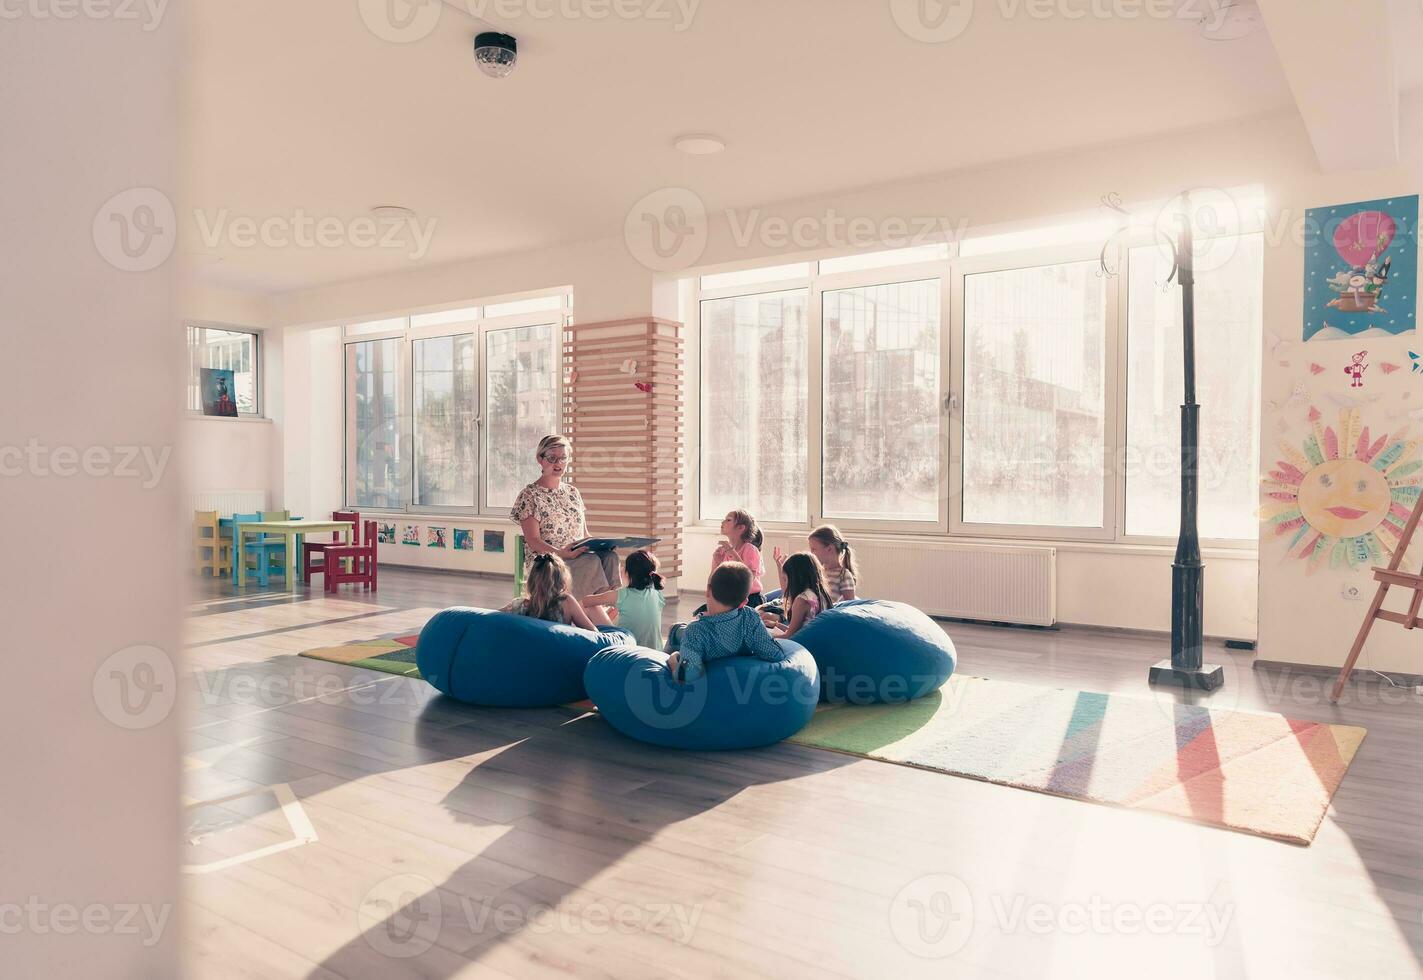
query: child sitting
[
  {"left": 666, "top": 562, "right": 786, "bottom": 683},
  {"left": 807, "top": 524, "right": 858, "bottom": 602},
  {"left": 766, "top": 553, "right": 835, "bottom": 640},
  {"left": 580, "top": 549, "right": 666, "bottom": 650},
  {"left": 694, "top": 509, "right": 766, "bottom": 615},
  {"left": 501, "top": 553, "right": 600, "bottom": 631},
  {"left": 772, "top": 524, "right": 858, "bottom": 605}
]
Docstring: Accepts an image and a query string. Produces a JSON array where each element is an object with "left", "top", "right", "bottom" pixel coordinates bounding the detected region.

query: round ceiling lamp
[{"left": 674, "top": 134, "right": 726, "bottom": 155}]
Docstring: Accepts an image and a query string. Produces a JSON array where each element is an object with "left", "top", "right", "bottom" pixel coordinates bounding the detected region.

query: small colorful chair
[
  {"left": 194, "top": 511, "right": 231, "bottom": 578},
  {"left": 324, "top": 520, "right": 379, "bottom": 593},
  {"left": 231, "top": 512, "right": 286, "bottom": 587},
  {"left": 302, "top": 510, "right": 359, "bottom": 584},
  {"left": 513, "top": 534, "right": 526, "bottom": 597}
]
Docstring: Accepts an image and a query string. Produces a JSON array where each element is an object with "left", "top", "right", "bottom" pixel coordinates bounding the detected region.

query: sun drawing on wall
[{"left": 1262, "top": 405, "right": 1423, "bottom": 571}]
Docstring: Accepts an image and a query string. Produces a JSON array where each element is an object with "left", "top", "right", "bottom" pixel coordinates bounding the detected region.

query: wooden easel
[{"left": 1332, "top": 491, "right": 1423, "bottom": 701}]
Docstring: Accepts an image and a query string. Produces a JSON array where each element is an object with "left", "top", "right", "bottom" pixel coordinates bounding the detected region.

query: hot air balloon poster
[{"left": 1304, "top": 195, "right": 1417, "bottom": 342}]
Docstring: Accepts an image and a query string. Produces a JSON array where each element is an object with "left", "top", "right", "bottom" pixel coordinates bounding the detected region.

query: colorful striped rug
[
  {"left": 790, "top": 675, "right": 1366, "bottom": 845},
  {"left": 299, "top": 632, "right": 422, "bottom": 677},
  {"left": 300, "top": 634, "right": 1365, "bottom": 843}
]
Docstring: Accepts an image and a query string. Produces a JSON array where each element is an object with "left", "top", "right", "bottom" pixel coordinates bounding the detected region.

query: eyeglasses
[{"left": 542, "top": 453, "right": 570, "bottom": 464}]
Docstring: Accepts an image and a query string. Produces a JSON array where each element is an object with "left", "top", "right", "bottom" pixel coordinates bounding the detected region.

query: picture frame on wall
[
  {"left": 1303, "top": 195, "right": 1419, "bottom": 342},
  {"left": 200, "top": 367, "right": 240, "bottom": 417}
]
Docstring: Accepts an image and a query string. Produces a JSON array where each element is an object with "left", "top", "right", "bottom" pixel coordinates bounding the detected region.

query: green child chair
[{"left": 513, "top": 534, "right": 526, "bottom": 598}]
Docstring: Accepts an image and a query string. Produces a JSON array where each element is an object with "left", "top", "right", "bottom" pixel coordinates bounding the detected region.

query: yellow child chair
[
  {"left": 259, "top": 509, "right": 292, "bottom": 578},
  {"left": 194, "top": 510, "right": 231, "bottom": 578}
]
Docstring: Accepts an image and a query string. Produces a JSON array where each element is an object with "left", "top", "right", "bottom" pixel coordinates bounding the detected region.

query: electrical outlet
[{"left": 1341, "top": 583, "right": 1365, "bottom": 601}]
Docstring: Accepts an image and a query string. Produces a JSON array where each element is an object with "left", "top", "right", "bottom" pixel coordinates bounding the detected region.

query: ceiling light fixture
[
  {"left": 370, "top": 205, "right": 415, "bottom": 220},
  {"left": 674, "top": 134, "right": 726, "bottom": 155},
  {"left": 1200, "top": 0, "right": 1263, "bottom": 41},
  {"left": 474, "top": 32, "right": 518, "bottom": 78}
]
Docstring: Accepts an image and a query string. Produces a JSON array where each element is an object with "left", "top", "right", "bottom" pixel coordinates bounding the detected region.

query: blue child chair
[{"left": 231, "top": 512, "right": 287, "bottom": 587}]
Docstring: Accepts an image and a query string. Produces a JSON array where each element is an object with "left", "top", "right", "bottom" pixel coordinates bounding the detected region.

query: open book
[{"left": 573, "top": 536, "right": 661, "bottom": 553}]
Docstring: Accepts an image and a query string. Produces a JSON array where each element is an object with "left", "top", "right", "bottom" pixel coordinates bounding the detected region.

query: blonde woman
[{"left": 510, "top": 434, "right": 620, "bottom": 622}]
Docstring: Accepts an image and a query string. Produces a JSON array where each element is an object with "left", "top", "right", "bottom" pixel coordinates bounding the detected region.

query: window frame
[
  {"left": 949, "top": 243, "right": 1121, "bottom": 543},
  {"left": 341, "top": 295, "right": 569, "bottom": 517},
  {"left": 1115, "top": 229, "right": 1266, "bottom": 550},
  {"left": 693, "top": 258, "right": 954, "bottom": 535},
  {"left": 689, "top": 232, "right": 1262, "bottom": 550},
  {"left": 187, "top": 321, "right": 262, "bottom": 418}
]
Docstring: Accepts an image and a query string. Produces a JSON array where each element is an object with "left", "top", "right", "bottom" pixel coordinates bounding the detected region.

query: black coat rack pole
[{"left": 1150, "top": 193, "right": 1224, "bottom": 690}]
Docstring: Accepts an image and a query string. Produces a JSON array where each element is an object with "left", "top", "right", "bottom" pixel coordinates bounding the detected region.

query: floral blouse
[{"left": 510, "top": 481, "right": 588, "bottom": 572}]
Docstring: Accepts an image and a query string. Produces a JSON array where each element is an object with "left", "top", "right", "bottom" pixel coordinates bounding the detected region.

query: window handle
[{"left": 944, "top": 393, "right": 960, "bottom": 416}]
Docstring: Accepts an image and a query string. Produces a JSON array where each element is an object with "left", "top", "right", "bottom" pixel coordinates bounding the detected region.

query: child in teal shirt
[{"left": 581, "top": 549, "right": 666, "bottom": 650}]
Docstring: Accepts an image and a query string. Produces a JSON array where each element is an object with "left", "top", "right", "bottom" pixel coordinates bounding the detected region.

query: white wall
[
  {"left": 682, "top": 528, "right": 1258, "bottom": 639},
  {"left": 4, "top": 10, "right": 182, "bottom": 977},
  {"left": 262, "top": 98, "right": 1423, "bottom": 659},
  {"left": 182, "top": 282, "right": 279, "bottom": 508},
  {"left": 1254, "top": 111, "right": 1423, "bottom": 673}
]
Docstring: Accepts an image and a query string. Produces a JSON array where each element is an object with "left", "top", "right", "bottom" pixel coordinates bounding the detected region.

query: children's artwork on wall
[
  {"left": 1343, "top": 351, "right": 1369, "bottom": 388},
  {"left": 1309, "top": 363, "right": 1325, "bottom": 375},
  {"left": 1411, "top": 351, "right": 1423, "bottom": 374},
  {"left": 1381, "top": 361, "right": 1402, "bottom": 374},
  {"left": 427, "top": 526, "right": 448, "bottom": 548},
  {"left": 483, "top": 530, "right": 505, "bottom": 553},
  {"left": 401, "top": 524, "right": 421, "bottom": 546},
  {"left": 200, "top": 368, "right": 240, "bottom": 417},
  {"left": 1303, "top": 195, "right": 1418, "bottom": 342},
  {"left": 377, "top": 523, "right": 396, "bottom": 544},
  {"left": 453, "top": 529, "right": 474, "bottom": 551},
  {"left": 1261, "top": 404, "right": 1423, "bottom": 574}
]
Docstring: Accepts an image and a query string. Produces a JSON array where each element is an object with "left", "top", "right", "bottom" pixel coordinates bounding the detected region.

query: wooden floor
[{"left": 182, "top": 567, "right": 1423, "bottom": 979}]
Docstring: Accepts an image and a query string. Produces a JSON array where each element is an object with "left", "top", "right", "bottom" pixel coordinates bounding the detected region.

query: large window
[
  {"left": 961, "top": 259, "right": 1107, "bottom": 529},
  {"left": 413, "top": 334, "right": 477, "bottom": 508},
  {"left": 823, "top": 280, "right": 941, "bottom": 521},
  {"left": 187, "top": 324, "right": 259, "bottom": 416},
  {"left": 1126, "top": 233, "right": 1264, "bottom": 540},
  {"left": 342, "top": 295, "right": 567, "bottom": 514},
  {"left": 694, "top": 229, "right": 1263, "bottom": 545},
  {"left": 486, "top": 323, "right": 558, "bottom": 509},
  {"left": 700, "top": 289, "right": 809, "bottom": 524},
  {"left": 347, "top": 337, "right": 403, "bottom": 510}
]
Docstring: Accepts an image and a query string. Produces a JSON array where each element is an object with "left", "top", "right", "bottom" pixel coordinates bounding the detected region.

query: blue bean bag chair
[
  {"left": 416, "top": 607, "right": 636, "bottom": 708},
  {"left": 583, "top": 641, "right": 819, "bottom": 750},
  {"left": 793, "top": 599, "right": 955, "bottom": 704}
]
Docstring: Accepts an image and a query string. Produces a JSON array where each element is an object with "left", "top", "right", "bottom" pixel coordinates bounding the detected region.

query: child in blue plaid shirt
[{"left": 665, "top": 562, "right": 786, "bottom": 682}]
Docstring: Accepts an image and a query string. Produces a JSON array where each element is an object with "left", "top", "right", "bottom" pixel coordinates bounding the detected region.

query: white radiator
[
  {"left": 187, "top": 490, "right": 267, "bottom": 518},
  {"left": 765, "top": 535, "right": 1057, "bottom": 627}
]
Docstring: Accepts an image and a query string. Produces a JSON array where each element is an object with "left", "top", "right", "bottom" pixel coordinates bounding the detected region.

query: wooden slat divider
[{"left": 563, "top": 316, "right": 685, "bottom": 579}]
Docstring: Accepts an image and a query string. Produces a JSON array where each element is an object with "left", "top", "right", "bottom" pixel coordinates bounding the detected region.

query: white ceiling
[{"left": 184, "top": 0, "right": 1408, "bottom": 293}]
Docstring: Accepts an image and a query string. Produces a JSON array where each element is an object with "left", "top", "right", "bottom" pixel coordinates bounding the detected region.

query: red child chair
[
  {"left": 303, "top": 510, "right": 359, "bottom": 584},
  {"left": 324, "top": 520, "right": 378, "bottom": 593}
]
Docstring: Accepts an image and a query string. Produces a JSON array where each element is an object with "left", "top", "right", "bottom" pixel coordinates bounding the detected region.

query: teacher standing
[{"left": 510, "top": 434, "right": 621, "bottom": 599}]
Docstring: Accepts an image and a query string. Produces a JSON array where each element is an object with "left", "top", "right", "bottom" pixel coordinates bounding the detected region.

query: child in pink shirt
[{"left": 694, "top": 509, "right": 766, "bottom": 614}]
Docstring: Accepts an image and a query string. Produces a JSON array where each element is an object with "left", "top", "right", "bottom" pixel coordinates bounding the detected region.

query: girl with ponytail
[
  {"left": 501, "top": 553, "right": 600, "bottom": 630},
  {"left": 772, "top": 524, "right": 858, "bottom": 607},
  {"left": 581, "top": 549, "right": 666, "bottom": 649}
]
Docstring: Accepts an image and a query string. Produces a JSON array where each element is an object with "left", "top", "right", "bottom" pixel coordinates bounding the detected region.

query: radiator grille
[{"left": 765, "top": 535, "right": 1056, "bottom": 627}]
